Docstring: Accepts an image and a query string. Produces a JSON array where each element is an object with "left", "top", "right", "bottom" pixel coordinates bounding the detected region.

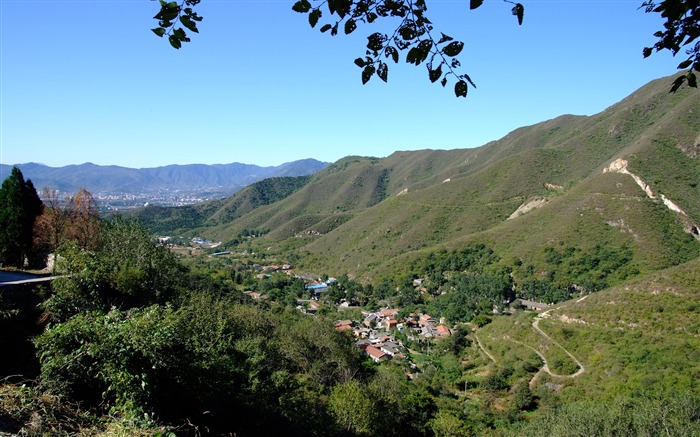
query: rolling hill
[{"left": 137, "top": 73, "right": 698, "bottom": 284}]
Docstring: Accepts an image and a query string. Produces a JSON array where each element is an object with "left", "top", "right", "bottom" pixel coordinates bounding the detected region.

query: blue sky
[{"left": 0, "top": 0, "right": 680, "bottom": 168}]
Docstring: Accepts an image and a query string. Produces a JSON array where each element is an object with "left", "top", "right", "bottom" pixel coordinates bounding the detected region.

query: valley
[{"left": 1, "top": 73, "right": 699, "bottom": 436}]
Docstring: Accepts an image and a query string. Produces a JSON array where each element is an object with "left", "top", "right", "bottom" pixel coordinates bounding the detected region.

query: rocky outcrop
[{"left": 604, "top": 158, "right": 699, "bottom": 242}]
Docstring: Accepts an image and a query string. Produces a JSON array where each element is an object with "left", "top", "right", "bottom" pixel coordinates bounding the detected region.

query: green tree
[
  {"left": 328, "top": 379, "right": 376, "bottom": 435},
  {"left": 46, "top": 217, "right": 185, "bottom": 320},
  {"left": 513, "top": 382, "right": 534, "bottom": 411},
  {"left": 151, "top": 1, "right": 698, "bottom": 96},
  {"left": 429, "top": 410, "right": 469, "bottom": 437},
  {"left": 642, "top": 0, "right": 700, "bottom": 89},
  {"left": 0, "top": 167, "right": 43, "bottom": 268}
]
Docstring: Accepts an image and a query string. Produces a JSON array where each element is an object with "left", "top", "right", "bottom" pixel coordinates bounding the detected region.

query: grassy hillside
[
  {"left": 126, "top": 176, "right": 311, "bottom": 235},
  {"left": 136, "top": 74, "right": 699, "bottom": 284},
  {"left": 479, "top": 257, "right": 700, "bottom": 402}
]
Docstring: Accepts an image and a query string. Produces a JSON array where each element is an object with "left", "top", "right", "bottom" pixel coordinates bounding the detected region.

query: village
[
  {"left": 333, "top": 308, "right": 452, "bottom": 363},
  {"left": 236, "top": 260, "right": 554, "bottom": 367}
]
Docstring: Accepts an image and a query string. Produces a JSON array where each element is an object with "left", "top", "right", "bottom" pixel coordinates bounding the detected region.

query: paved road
[{"left": 0, "top": 270, "right": 58, "bottom": 286}]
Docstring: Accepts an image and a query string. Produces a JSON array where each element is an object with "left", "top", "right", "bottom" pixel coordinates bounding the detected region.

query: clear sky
[{"left": 0, "top": 0, "right": 680, "bottom": 169}]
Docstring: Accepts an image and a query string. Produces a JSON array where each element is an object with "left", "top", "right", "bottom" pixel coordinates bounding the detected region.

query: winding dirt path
[
  {"left": 474, "top": 333, "right": 497, "bottom": 363},
  {"left": 532, "top": 310, "right": 585, "bottom": 378},
  {"left": 474, "top": 304, "right": 586, "bottom": 389}
]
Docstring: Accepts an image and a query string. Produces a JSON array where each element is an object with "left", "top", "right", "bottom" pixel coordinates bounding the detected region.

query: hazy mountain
[{"left": 0, "top": 159, "right": 329, "bottom": 197}]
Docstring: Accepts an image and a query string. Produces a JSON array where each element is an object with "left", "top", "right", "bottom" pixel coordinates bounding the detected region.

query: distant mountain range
[{"left": 0, "top": 159, "right": 329, "bottom": 197}]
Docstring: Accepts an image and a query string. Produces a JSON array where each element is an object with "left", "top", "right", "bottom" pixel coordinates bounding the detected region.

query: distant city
[
  {"left": 88, "top": 189, "right": 227, "bottom": 211},
  {"left": 4, "top": 159, "right": 330, "bottom": 211}
]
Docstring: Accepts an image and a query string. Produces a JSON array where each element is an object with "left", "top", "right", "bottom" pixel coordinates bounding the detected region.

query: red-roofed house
[
  {"left": 335, "top": 320, "right": 353, "bottom": 332},
  {"left": 436, "top": 325, "right": 451, "bottom": 337},
  {"left": 384, "top": 317, "right": 398, "bottom": 330},
  {"left": 365, "top": 346, "right": 388, "bottom": 363},
  {"left": 380, "top": 308, "right": 399, "bottom": 318}
]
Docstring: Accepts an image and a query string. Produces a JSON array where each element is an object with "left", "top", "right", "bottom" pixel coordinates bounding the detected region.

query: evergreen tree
[{"left": 0, "top": 167, "right": 43, "bottom": 268}]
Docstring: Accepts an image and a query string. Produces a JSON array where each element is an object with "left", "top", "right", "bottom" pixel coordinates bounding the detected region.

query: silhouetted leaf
[
  {"left": 385, "top": 46, "right": 399, "bottom": 63},
  {"left": 367, "top": 32, "right": 385, "bottom": 52},
  {"left": 470, "top": 0, "right": 484, "bottom": 9},
  {"left": 438, "top": 33, "right": 453, "bottom": 44},
  {"left": 428, "top": 63, "right": 442, "bottom": 82},
  {"left": 442, "top": 41, "right": 464, "bottom": 57},
  {"left": 688, "top": 72, "right": 697, "bottom": 88},
  {"left": 362, "top": 65, "right": 375, "bottom": 84},
  {"left": 184, "top": 8, "right": 202, "bottom": 22},
  {"left": 171, "top": 28, "right": 190, "bottom": 45},
  {"left": 678, "top": 59, "right": 693, "bottom": 69},
  {"left": 330, "top": 0, "right": 352, "bottom": 18},
  {"left": 168, "top": 34, "right": 182, "bottom": 49},
  {"left": 320, "top": 24, "right": 332, "bottom": 33},
  {"left": 406, "top": 40, "right": 432, "bottom": 65},
  {"left": 455, "top": 80, "right": 468, "bottom": 97},
  {"left": 154, "top": 2, "right": 180, "bottom": 21},
  {"left": 512, "top": 3, "right": 524, "bottom": 25},
  {"left": 309, "top": 9, "right": 322, "bottom": 27},
  {"left": 441, "top": 77, "right": 447, "bottom": 87},
  {"left": 292, "top": 0, "right": 312, "bottom": 13},
  {"left": 398, "top": 26, "right": 416, "bottom": 41},
  {"left": 345, "top": 18, "right": 357, "bottom": 34},
  {"left": 377, "top": 62, "right": 388, "bottom": 82},
  {"left": 151, "top": 28, "right": 166, "bottom": 37},
  {"left": 670, "top": 75, "right": 686, "bottom": 92},
  {"left": 464, "top": 73, "right": 476, "bottom": 88},
  {"left": 407, "top": 47, "right": 420, "bottom": 65},
  {"left": 354, "top": 57, "right": 366, "bottom": 67},
  {"left": 643, "top": 47, "right": 653, "bottom": 58},
  {"left": 180, "top": 16, "right": 198, "bottom": 33}
]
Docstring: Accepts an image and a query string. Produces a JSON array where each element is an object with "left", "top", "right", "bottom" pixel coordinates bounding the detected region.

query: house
[
  {"left": 365, "top": 345, "right": 388, "bottom": 363},
  {"left": 306, "top": 283, "right": 328, "bottom": 297},
  {"left": 380, "top": 342, "right": 401, "bottom": 357},
  {"left": 335, "top": 320, "right": 353, "bottom": 332},
  {"left": 355, "top": 339, "right": 372, "bottom": 350},
  {"left": 375, "top": 333, "right": 392, "bottom": 343},
  {"left": 354, "top": 327, "right": 371, "bottom": 338},
  {"left": 363, "top": 313, "right": 379, "bottom": 327},
  {"left": 518, "top": 299, "right": 549, "bottom": 311},
  {"left": 436, "top": 325, "right": 451, "bottom": 337},
  {"left": 421, "top": 325, "right": 439, "bottom": 338},
  {"left": 384, "top": 317, "right": 398, "bottom": 330},
  {"left": 307, "top": 300, "right": 321, "bottom": 313},
  {"left": 379, "top": 308, "right": 399, "bottom": 318},
  {"left": 243, "top": 291, "right": 263, "bottom": 300},
  {"left": 419, "top": 314, "right": 436, "bottom": 324}
]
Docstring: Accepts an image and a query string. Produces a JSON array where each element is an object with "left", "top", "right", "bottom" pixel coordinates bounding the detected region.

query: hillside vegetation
[
  {"left": 3, "top": 74, "right": 700, "bottom": 436},
  {"left": 140, "top": 74, "right": 699, "bottom": 285}
]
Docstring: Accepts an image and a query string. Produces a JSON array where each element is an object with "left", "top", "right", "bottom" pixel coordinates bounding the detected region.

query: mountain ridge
[
  {"left": 143, "top": 73, "right": 699, "bottom": 282},
  {"left": 0, "top": 159, "right": 330, "bottom": 197}
]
